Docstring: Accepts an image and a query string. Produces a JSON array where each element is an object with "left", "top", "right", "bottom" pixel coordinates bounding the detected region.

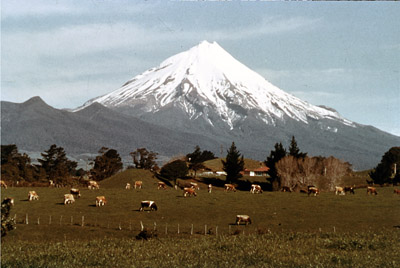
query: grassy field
[{"left": 1, "top": 169, "right": 400, "bottom": 267}]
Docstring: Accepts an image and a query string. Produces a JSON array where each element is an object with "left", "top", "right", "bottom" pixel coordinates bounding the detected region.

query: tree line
[{"left": 1, "top": 140, "right": 398, "bottom": 189}]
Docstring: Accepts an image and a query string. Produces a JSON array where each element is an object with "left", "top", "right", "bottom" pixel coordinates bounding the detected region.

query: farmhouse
[{"left": 242, "top": 166, "right": 269, "bottom": 177}]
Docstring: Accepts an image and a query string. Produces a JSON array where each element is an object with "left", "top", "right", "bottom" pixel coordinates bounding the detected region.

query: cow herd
[{"left": 1, "top": 178, "right": 400, "bottom": 227}]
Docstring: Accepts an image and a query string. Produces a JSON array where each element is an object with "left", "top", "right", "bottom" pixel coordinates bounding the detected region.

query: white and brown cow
[
  {"left": 64, "top": 194, "right": 75, "bottom": 205},
  {"left": 250, "top": 184, "right": 263, "bottom": 194},
  {"left": 125, "top": 183, "right": 131, "bottom": 190},
  {"left": 367, "top": 186, "right": 378, "bottom": 195},
  {"left": 183, "top": 187, "right": 197, "bottom": 197},
  {"left": 3, "top": 197, "right": 14, "bottom": 206},
  {"left": 224, "top": 184, "right": 237, "bottom": 192},
  {"left": 208, "top": 184, "right": 212, "bottom": 193},
  {"left": 308, "top": 187, "right": 320, "bottom": 196},
  {"left": 236, "top": 215, "right": 252, "bottom": 225},
  {"left": 335, "top": 186, "right": 345, "bottom": 195},
  {"left": 394, "top": 189, "right": 400, "bottom": 195},
  {"left": 70, "top": 188, "right": 81, "bottom": 198},
  {"left": 190, "top": 182, "right": 200, "bottom": 190},
  {"left": 158, "top": 182, "right": 167, "bottom": 190},
  {"left": 1, "top": 180, "right": 8, "bottom": 189},
  {"left": 49, "top": 180, "right": 55, "bottom": 187},
  {"left": 88, "top": 180, "right": 100, "bottom": 190},
  {"left": 28, "top": 191, "right": 39, "bottom": 201},
  {"left": 139, "top": 201, "right": 158, "bottom": 211},
  {"left": 134, "top": 181, "right": 143, "bottom": 189},
  {"left": 96, "top": 196, "right": 107, "bottom": 206}
]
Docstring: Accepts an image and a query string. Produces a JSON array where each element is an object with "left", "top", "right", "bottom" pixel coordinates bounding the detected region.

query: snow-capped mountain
[
  {"left": 69, "top": 40, "right": 399, "bottom": 170},
  {"left": 79, "top": 41, "right": 353, "bottom": 130}
]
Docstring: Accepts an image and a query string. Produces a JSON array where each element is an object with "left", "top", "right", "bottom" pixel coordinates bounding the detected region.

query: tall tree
[
  {"left": 265, "top": 142, "right": 287, "bottom": 190},
  {"left": 160, "top": 159, "right": 188, "bottom": 184},
  {"left": 369, "top": 147, "right": 400, "bottom": 185},
  {"left": 130, "top": 148, "right": 158, "bottom": 170},
  {"left": 222, "top": 142, "right": 244, "bottom": 183},
  {"left": 91, "top": 147, "right": 123, "bottom": 181},
  {"left": 186, "top": 145, "right": 216, "bottom": 178},
  {"left": 38, "top": 144, "right": 77, "bottom": 184},
  {"left": 1, "top": 144, "right": 37, "bottom": 182},
  {"left": 288, "top": 136, "right": 307, "bottom": 158}
]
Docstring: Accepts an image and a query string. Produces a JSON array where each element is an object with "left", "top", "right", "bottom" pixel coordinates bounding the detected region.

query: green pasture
[{"left": 1, "top": 169, "right": 400, "bottom": 267}]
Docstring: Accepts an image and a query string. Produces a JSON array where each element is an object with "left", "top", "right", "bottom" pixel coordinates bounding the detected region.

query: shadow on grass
[
  {"left": 55, "top": 202, "right": 65, "bottom": 205},
  {"left": 88, "top": 204, "right": 97, "bottom": 207},
  {"left": 20, "top": 199, "right": 30, "bottom": 202}
]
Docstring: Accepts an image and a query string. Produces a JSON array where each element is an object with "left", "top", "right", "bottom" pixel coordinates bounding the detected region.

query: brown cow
[
  {"left": 140, "top": 201, "right": 158, "bottom": 211},
  {"left": 158, "top": 182, "right": 167, "bottom": 190},
  {"left": 335, "top": 186, "right": 345, "bottom": 195},
  {"left": 183, "top": 187, "right": 197, "bottom": 197},
  {"left": 344, "top": 186, "right": 355, "bottom": 194},
  {"left": 250, "top": 184, "right": 262, "bottom": 194},
  {"left": 28, "top": 191, "right": 39, "bottom": 201},
  {"left": 394, "top": 189, "right": 400, "bottom": 195},
  {"left": 367, "top": 186, "right": 378, "bottom": 195},
  {"left": 308, "top": 187, "right": 319, "bottom": 196},
  {"left": 70, "top": 188, "right": 81, "bottom": 198},
  {"left": 281, "top": 186, "right": 292, "bottom": 192},
  {"left": 190, "top": 182, "right": 200, "bottom": 190},
  {"left": 134, "top": 181, "right": 143, "bottom": 189},
  {"left": 236, "top": 215, "right": 252, "bottom": 225},
  {"left": 224, "top": 184, "right": 236, "bottom": 192},
  {"left": 96, "top": 196, "right": 107, "bottom": 206},
  {"left": 88, "top": 180, "right": 100, "bottom": 190},
  {"left": 64, "top": 194, "right": 75, "bottom": 205}
]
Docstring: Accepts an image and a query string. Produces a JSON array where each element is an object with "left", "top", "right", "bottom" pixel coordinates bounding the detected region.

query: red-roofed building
[{"left": 242, "top": 166, "right": 269, "bottom": 176}]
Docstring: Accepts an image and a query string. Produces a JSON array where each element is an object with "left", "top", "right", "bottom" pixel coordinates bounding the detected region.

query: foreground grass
[{"left": 2, "top": 231, "right": 399, "bottom": 268}]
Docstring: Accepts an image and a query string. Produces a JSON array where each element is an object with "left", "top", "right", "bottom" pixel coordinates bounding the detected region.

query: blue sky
[{"left": 1, "top": 1, "right": 399, "bottom": 136}]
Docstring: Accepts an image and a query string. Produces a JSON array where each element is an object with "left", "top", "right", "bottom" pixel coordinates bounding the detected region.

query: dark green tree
[
  {"left": 130, "top": 148, "right": 158, "bottom": 170},
  {"left": 1, "top": 144, "right": 37, "bottom": 183},
  {"left": 288, "top": 136, "right": 307, "bottom": 159},
  {"left": 160, "top": 159, "right": 188, "bottom": 184},
  {"left": 38, "top": 144, "right": 77, "bottom": 185},
  {"left": 265, "top": 142, "right": 287, "bottom": 190},
  {"left": 186, "top": 145, "right": 216, "bottom": 178},
  {"left": 222, "top": 142, "right": 245, "bottom": 183},
  {"left": 369, "top": 147, "right": 400, "bottom": 185},
  {"left": 1, "top": 199, "right": 16, "bottom": 237},
  {"left": 91, "top": 147, "right": 123, "bottom": 181}
]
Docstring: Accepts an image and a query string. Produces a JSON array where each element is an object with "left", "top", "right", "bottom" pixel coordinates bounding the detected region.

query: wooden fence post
[
  {"left": 71, "top": 216, "right": 73, "bottom": 225},
  {"left": 229, "top": 225, "right": 231, "bottom": 235},
  {"left": 49, "top": 215, "right": 52, "bottom": 225},
  {"left": 118, "top": 222, "right": 121, "bottom": 230},
  {"left": 140, "top": 221, "right": 144, "bottom": 231},
  {"left": 178, "top": 224, "right": 180, "bottom": 234},
  {"left": 216, "top": 226, "right": 218, "bottom": 236},
  {"left": 333, "top": 226, "right": 336, "bottom": 233},
  {"left": 60, "top": 215, "right": 63, "bottom": 226},
  {"left": 154, "top": 222, "right": 157, "bottom": 231},
  {"left": 25, "top": 214, "right": 28, "bottom": 225},
  {"left": 129, "top": 221, "right": 132, "bottom": 231},
  {"left": 81, "top": 216, "right": 84, "bottom": 227},
  {"left": 205, "top": 224, "right": 207, "bottom": 235},
  {"left": 37, "top": 217, "right": 40, "bottom": 225},
  {"left": 165, "top": 223, "right": 168, "bottom": 235},
  {"left": 191, "top": 224, "right": 193, "bottom": 235},
  {"left": 14, "top": 214, "right": 17, "bottom": 224}
]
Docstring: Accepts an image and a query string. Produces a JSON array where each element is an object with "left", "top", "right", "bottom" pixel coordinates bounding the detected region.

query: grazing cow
[
  {"left": 70, "top": 188, "right": 81, "bottom": 198},
  {"left": 134, "top": 181, "right": 143, "bottom": 189},
  {"left": 308, "top": 187, "right": 320, "bottom": 196},
  {"left": 28, "top": 191, "right": 39, "bottom": 201},
  {"left": 3, "top": 197, "right": 14, "bottom": 206},
  {"left": 64, "top": 194, "right": 75, "bottom": 205},
  {"left": 1, "top": 180, "right": 8, "bottom": 189},
  {"left": 335, "top": 186, "right": 345, "bottom": 195},
  {"left": 394, "top": 189, "right": 400, "bottom": 195},
  {"left": 96, "top": 196, "right": 107, "bottom": 206},
  {"left": 190, "top": 182, "right": 200, "bottom": 190},
  {"left": 125, "top": 183, "right": 131, "bottom": 190},
  {"left": 139, "top": 201, "right": 158, "bottom": 211},
  {"left": 236, "top": 215, "right": 252, "bottom": 225},
  {"left": 344, "top": 186, "right": 355, "bottom": 194},
  {"left": 281, "top": 186, "right": 292, "bottom": 192},
  {"left": 367, "top": 187, "right": 378, "bottom": 195},
  {"left": 88, "top": 180, "right": 100, "bottom": 190},
  {"left": 183, "top": 187, "right": 197, "bottom": 197},
  {"left": 250, "top": 184, "right": 263, "bottom": 194},
  {"left": 158, "top": 182, "right": 167, "bottom": 190},
  {"left": 208, "top": 184, "right": 212, "bottom": 193},
  {"left": 224, "top": 184, "right": 237, "bottom": 192}
]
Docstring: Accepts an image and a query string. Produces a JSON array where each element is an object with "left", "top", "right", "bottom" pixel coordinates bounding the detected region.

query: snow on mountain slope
[{"left": 78, "top": 41, "right": 354, "bottom": 130}]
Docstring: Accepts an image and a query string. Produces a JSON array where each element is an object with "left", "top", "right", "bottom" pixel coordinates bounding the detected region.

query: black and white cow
[{"left": 139, "top": 201, "right": 158, "bottom": 211}]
